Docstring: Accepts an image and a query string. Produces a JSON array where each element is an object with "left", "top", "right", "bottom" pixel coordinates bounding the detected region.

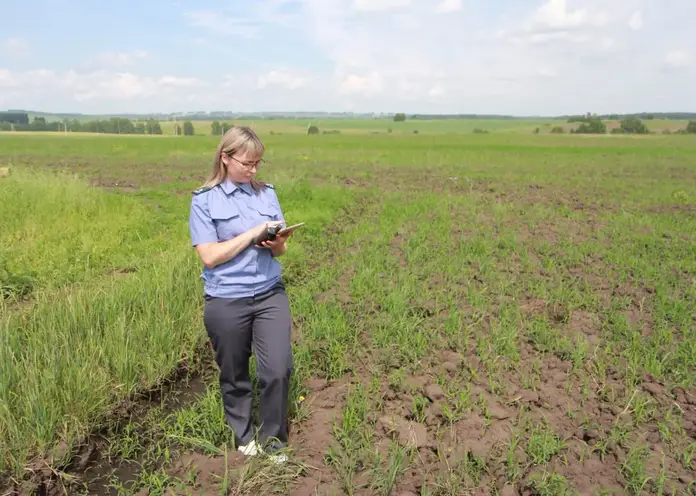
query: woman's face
[{"left": 223, "top": 149, "right": 263, "bottom": 183}]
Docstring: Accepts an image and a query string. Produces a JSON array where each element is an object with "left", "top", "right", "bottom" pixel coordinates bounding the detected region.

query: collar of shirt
[{"left": 220, "top": 179, "right": 253, "bottom": 196}]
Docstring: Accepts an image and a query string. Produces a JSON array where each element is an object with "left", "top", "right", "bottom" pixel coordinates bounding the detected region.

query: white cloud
[
  {"left": 0, "top": 38, "right": 30, "bottom": 57},
  {"left": 664, "top": 50, "right": 692, "bottom": 69},
  {"left": 95, "top": 50, "right": 149, "bottom": 68},
  {"left": 495, "top": 0, "right": 619, "bottom": 47},
  {"left": 352, "top": 0, "right": 410, "bottom": 12},
  {"left": 186, "top": 1, "right": 306, "bottom": 38},
  {"left": 508, "top": 30, "right": 590, "bottom": 45},
  {"left": 428, "top": 84, "right": 445, "bottom": 97},
  {"left": 289, "top": 0, "right": 695, "bottom": 114},
  {"left": 538, "top": 68, "right": 557, "bottom": 79},
  {"left": 339, "top": 72, "right": 384, "bottom": 95},
  {"left": 599, "top": 37, "right": 617, "bottom": 52},
  {"left": 75, "top": 73, "right": 152, "bottom": 101},
  {"left": 0, "top": 68, "right": 19, "bottom": 88},
  {"left": 257, "top": 69, "right": 309, "bottom": 90},
  {"left": 3, "top": 0, "right": 695, "bottom": 115},
  {"left": 435, "top": 0, "right": 462, "bottom": 14},
  {"left": 526, "top": 0, "right": 606, "bottom": 32},
  {"left": 185, "top": 10, "right": 259, "bottom": 38},
  {"left": 158, "top": 76, "right": 205, "bottom": 87},
  {"left": 628, "top": 10, "right": 643, "bottom": 30},
  {"left": 0, "top": 68, "right": 54, "bottom": 89},
  {"left": 0, "top": 68, "right": 208, "bottom": 107}
]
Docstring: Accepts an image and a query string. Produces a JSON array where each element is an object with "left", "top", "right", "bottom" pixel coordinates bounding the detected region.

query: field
[
  {"left": 1, "top": 124, "right": 695, "bottom": 495},
  {"left": 159, "top": 118, "right": 558, "bottom": 136},
  {"left": 156, "top": 118, "right": 693, "bottom": 137}
]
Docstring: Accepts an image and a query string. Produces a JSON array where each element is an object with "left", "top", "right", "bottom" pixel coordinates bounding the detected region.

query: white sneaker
[{"left": 237, "top": 440, "right": 261, "bottom": 456}]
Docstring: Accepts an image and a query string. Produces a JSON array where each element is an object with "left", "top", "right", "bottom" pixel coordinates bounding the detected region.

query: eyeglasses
[{"left": 227, "top": 153, "right": 265, "bottom": 170}]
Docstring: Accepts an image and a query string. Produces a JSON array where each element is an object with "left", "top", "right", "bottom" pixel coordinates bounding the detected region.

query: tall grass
[
  {"left": 0, "top": 169, "right": 171, "bottom": 293},
  {"left": 0, "top": 164, "right": 353, "bottom": 480},
  {"left": 0, "top": 169, "right": 204, "bottom": 476},
  {"left": 0, "top": 250, "right": 204, "bottom": 475}
]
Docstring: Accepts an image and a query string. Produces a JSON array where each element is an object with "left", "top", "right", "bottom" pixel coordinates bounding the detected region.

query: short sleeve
[
  {"left": 266, "top": 187, "right": 285, "bottom": 222},
  {"left": 189, "top": 194, "right": 219, "bottom": 246}
]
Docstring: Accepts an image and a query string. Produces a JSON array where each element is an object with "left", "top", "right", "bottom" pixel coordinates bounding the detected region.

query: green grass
[
  {"left": 0, "top": 249, "right": 203, "bottom": 473},
  {"left": 158, "top": 117, "right": 561, "bottom": 136},
  {"left": 1, "top": 129, "right": 695, "bottom": 494},
  {"left": 0, "top": 161, "right": 353, "bottom": 484},
  {"left": 154, "top": 117, "right": 695, "bottom": 136},
  {"left": 0, "top": 169, "right": 172, "bottom": 293}
]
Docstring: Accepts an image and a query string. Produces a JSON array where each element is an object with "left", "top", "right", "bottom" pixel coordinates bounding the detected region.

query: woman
[{"left": 189, "top": 126, "right": 294, "bottom": 463}]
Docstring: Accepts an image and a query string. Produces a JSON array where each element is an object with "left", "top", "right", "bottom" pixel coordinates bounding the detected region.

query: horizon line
[{"left": 4, "top": 109, "right": 696, "bottom": 120}]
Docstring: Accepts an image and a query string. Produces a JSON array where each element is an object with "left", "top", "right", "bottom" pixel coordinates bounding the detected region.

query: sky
[{"left": 0, "top": 0, "right": 694, "bottom": 115}]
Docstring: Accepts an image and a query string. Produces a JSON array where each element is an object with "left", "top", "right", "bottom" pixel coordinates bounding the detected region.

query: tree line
[
  {"left": 402, "top": 112, "right": 696, "bottom": 121},
  {"left": 0, "top": 116, "right": 167, "bottom": 134},
  {"left": 0, "top": 115, "right": 243, "bottom": 137},
  {"left": 3, "top": 113, "right": 695, "bottom": 136},
  {"left": 563, "top": 114, "right": 696, "bottom": 135}
]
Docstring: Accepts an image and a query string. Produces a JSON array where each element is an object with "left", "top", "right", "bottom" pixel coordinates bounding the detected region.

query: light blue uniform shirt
[{"left": 189, "top": 179, "right": 285, "bottom": 299}]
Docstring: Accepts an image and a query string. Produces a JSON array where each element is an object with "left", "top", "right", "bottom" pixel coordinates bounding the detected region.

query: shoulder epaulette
[{"left": 192, "top": 186, "right": 212, "bottom": 195}]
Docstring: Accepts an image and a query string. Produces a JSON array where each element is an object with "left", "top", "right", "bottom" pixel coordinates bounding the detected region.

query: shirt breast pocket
[
  {"left": 210, "top": 206, "right": 243, "bottom": 241},
  {"left": 256, "top": 209, "right": 278, "bottom": 223}
]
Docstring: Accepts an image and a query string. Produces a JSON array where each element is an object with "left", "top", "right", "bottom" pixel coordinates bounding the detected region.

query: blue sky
[{"left": 0, "top": 0, "right": 694, "bottom": 115}]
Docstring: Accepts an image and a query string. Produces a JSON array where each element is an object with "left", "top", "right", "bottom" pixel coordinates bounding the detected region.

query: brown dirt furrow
[{"left": 287, "top": 377, "right": 352, "bottom": 492}]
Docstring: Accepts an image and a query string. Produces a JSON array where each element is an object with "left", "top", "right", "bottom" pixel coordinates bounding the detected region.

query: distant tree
[
  {"left": 69, "top": 119, "right": 82, "bottom": 132},
  {"left": 173, "top": 124, "right": 182, "bottom": 136},
  {"left": 619, "top": 117, "right": 649, "bottom": 134},
  {"left": 533, "top": 127, "right": 540, "bottom": 134},
  {"left": 573, "top": 117, "right": 606, "bottom": 134},
  {"left": 567, "top": 115, "right": 587, "bottom": 123},
  {"left": 393, "top": 113, "right": 406, "bottom": 122},
  {"left": 211, "top": 121, "right": 222, "bottom": 135},
  {"left": 307, "top": 125, "right": 319, "bottom": 135},
  {"left": 221, "top": 122, "right": 233, "bottom": 133},
  {"left": 30, "top": 117, "right": 48, "bottom": 131},
  {"left": 0, "top": 112, "right": 29, "bottom": 125},
  {"left": 568, "top": 112, "right": 601, "bottom": 124},
  {"left": 472, "top": 128, "right": 489, "bottom": 134},
  {"left": 183, "top": 121, "right": 195, "bottom": 136},
  {"left": 686, "top": 121, "right": 696, "bottom": 134},
  {"left": 146, "top": 119, "right": 162, "bottom": 135},
  {"left": 551, "top": 126, "right": 565, "bottom": 134},
  {"left": 112, "top": 117, "right": 134, "bottom": 134},
  {"left": 82, "top": 120, "right": 97, "bottom": 133}
]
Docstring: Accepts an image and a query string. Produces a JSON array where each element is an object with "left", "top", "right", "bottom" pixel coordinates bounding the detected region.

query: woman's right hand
[{"left": 249, "top": 221, "right": 283, "bottom": 243}]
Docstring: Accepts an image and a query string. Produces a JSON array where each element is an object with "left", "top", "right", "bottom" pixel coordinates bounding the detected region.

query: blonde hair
[{"left": 200, "top": 125, "right": 267, "bottom": 192}]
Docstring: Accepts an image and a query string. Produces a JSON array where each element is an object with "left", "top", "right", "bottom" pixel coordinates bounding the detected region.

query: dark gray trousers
[{"left": 203, "top": 283, "right": 293, "bottom": 452}]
